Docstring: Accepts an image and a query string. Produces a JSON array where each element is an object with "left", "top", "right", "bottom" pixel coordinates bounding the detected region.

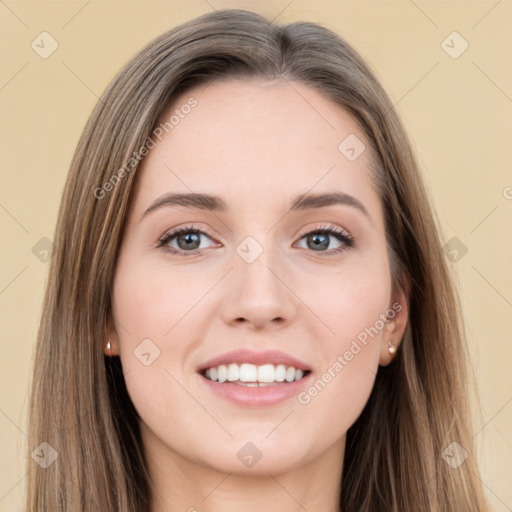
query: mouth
[
  {"left": 196, "top": 348, "right": 313, "bottom": 405},
  {"left": 199, "top": 363, "right": 312, "bottom": 386}
]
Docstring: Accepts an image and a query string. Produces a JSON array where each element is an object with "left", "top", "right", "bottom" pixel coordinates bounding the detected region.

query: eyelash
[{"left": 156, "top": 223, "right": 355, "bottom": 258}]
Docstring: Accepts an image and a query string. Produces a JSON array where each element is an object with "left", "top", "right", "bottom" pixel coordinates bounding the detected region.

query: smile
[{"left": 201, "top": 363, "right": 310, "bottom": 385}]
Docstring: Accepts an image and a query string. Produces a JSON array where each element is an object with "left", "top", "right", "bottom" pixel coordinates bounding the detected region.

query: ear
[
  {"left": 379, "top": 274, "right": 411, "bottom": 366},
  {"left": 104, "top": 309, "right": 121, "bottom": 356}
]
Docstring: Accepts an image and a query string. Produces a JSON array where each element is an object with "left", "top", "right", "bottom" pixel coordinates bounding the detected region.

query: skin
[{"left": 106, "top": 78, "right": 410, "bottom": 512}]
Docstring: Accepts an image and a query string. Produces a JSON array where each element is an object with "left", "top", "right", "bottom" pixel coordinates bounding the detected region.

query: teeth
[
  {"left": 275, "top": 364, "right": 286, "bottom": 382},
  {"left": 258, "top": 364, "right": 276, "bottom": 382},
  {"left": 217, "top": 364, "right": 228, "bottom": 383},
  {"left": 227, "top": 363, "right": 239, "bottom": 382},
  {"left": 203, "top": 363, "right": 307, "bottom": 384}
]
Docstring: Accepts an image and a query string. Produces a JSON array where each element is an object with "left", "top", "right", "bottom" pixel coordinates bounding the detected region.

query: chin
[{"left": 193, "top": 435, "right": 310, "bottom": 476}]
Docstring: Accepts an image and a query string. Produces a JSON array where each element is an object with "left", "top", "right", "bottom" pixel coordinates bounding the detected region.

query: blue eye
[
  {"left": 295, "top": 225, "right": 354, "bottom": 254},
  {"left": 157, "top": 224, "right": 354, "bottom": 257},
  {"left": 157, "top": 225, "right": 218, "bottom": 255}
]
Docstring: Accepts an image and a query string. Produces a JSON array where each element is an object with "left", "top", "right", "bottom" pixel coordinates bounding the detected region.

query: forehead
[{"left": 132, "top": 78, "right": 377, "bottom": 216}]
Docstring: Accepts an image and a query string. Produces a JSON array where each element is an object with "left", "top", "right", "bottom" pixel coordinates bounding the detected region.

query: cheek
[
  {"left": 112, "top": 256, "right": 207, "bottom": 343},
  {"left": 296, "top": 269, "right": 388, "bottom": 435},
  {"left": 297, "top": 250, "right": 390, "bottom": 404},
  {"left": 304, "top": 253, "right": 392, "bottom": 343},
  {"left": 111, "top": 259, "right": 198, "bottom": 431},
  {"left": 297, "top": 352, "right": 376, "bottom": 447},
  {"left": 331, "top": 275, "right": 390, "bottom": 341}
]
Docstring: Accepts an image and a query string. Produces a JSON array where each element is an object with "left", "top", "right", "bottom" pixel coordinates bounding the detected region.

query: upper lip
[{"left": 197, "top": 348, "right": 311, "bottom": 372}]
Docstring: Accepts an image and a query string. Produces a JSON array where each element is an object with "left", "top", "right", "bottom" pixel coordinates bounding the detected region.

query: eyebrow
[{"left": 140, "top": 191, "right": 371, "bottom": 222}]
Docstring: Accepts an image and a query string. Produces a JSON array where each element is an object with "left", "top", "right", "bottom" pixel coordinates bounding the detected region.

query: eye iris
[
  {"left": 177, "top": 232, "right": 201, "bottom": 250},
  {"left": 308, "top": 233, "right": 329, "bottom": 251}
]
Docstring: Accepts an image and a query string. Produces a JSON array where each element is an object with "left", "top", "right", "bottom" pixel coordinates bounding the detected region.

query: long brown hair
[{"left": 26, "top": 9, "right": 490, "bottom": 511}]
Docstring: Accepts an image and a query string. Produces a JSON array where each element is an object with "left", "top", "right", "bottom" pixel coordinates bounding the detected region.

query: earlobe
[
  {"left": 379, "top": 276, "right": 411, "bottom": 366},
  {"left": 104, "top": 337, "right": 115, "bottom": 357},
  {"left": 379, "top": 338, "right": 399, "bottom": 367},
  {"left": 104, "top": 311, "right": 120, "bottom": 357}
]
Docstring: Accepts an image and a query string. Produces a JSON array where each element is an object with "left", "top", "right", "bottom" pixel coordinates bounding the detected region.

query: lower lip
[{"left": 199, "top": 372, "right": 313, "bottom": 407}]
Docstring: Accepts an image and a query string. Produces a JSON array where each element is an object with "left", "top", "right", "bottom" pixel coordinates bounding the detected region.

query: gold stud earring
[
  {"left": 104, "top": 337, "right": 113, "bottom": 357},
  {"left": 388, "top": 340, "right": 397, "bottom": 355}
]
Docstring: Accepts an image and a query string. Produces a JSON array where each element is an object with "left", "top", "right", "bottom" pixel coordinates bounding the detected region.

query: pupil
[
  {"left": 309, "top": 233, "right": 328, "bottom": 250},
  {"left": 178, "top": 232, "right": 200, "bottom": 250}
]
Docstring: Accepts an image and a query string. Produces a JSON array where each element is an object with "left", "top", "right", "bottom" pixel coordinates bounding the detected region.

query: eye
[
  {"left": 157, "top": 225, "right": 219, "bottom": 256},
  {"left": 294, "top": 224, "right": 354, "bottom": 256},
  {"left": 157, "top": 223, "right": 355, "bottom": 257}
]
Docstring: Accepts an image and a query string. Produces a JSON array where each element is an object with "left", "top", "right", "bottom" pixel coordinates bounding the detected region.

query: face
[{"left": 107, "top": 78, "right": 409, "bottom": 477}]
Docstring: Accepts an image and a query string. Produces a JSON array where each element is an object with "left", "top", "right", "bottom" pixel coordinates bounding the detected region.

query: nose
[{"left": 221, "top": 244, "right": 297, "bottom": 331}]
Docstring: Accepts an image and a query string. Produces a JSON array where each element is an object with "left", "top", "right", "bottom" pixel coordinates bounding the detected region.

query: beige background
[{"left": 1, "top": 1, "right": 511, "bottom": 510}]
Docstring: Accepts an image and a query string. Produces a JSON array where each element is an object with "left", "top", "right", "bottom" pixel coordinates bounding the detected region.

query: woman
[{"left": 25, "top": 9, "right": 490, "bottom": 511}]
